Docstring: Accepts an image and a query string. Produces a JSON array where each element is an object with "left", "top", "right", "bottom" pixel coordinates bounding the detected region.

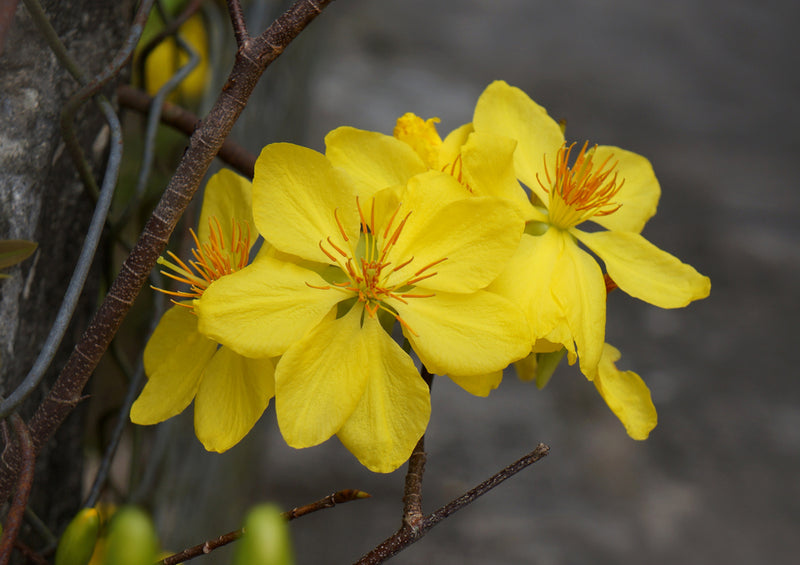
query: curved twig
[{"left": 355, "top": 444, "right": 550, "bottom": 564}]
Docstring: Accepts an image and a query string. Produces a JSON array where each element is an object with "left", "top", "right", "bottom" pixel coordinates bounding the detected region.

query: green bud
[
  {"left": 101, "top": 506, "right": 158, "bottom": 565},
  {"left": 55, "top": 508, "right": 100, "bottom": 565},
  {"left": 535, "top": 348, "right": 566, "bottom": 389},
  {"left": 233, "top": 504, "right": 294, "bottom": 565}
]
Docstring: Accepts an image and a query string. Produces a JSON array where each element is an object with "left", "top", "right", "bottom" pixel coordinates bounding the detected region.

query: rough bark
[{"left": 0, "top": 0, "right": 134, "bottom": 540}]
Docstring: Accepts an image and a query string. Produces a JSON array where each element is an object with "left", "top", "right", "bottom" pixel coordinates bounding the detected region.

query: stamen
[
  {"left": 383, "top": 204, "right": 402, "bottom": 240},
  {"left": 413, "top": 256, "right": 447, "bottom": 277},
  {"left": 326, "top": 236, "right": 349, "bottom": 258},
  {"left": 334, "top": 208, "right": 349, "bottom": 242},
  {"left": 392, "top": 256, "right": 414, "bottom": 272}
]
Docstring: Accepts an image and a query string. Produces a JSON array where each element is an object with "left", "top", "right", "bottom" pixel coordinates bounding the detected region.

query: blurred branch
[
  {"left": 160, "top": 489, "right": 371, "bottom": 565},
  {"left": 355, "top": 444, "right": 550, "bottom": 564},
  {"left": 0, "top": 0, "right": 20, "bottom": 56},
  {"left": 0, "top": 416, "right": 35, "bottom": 565},
  {"left": 0, "top": 0, "right": 335, "bottom": 503},
  {"left": 118, "top": 84, "right": 257, "bottom": 178}
]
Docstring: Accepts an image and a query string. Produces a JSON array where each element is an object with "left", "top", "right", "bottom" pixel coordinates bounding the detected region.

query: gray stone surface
[{"left": 148, "top": 1, "right": 799, "bottom": 563}]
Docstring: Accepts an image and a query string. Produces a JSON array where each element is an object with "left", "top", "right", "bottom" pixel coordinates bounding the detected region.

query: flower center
[
  {"left": 310, "top": 199, "right": 444, "bottom": 336},
  {"left": 155, "top": 216, "right": 251, "bottom": 308},
  {"left": 537, "top": 141, "right": 623, "bottom": 230}
]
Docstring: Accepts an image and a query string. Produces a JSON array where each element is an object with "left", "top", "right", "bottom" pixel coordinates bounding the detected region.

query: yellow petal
[
  {"left": 588, "top": 146, "right": 660, "bottom": 234},
  {"left": 325, "top": 126, "right": 426, "bottom": 193},
  {"left": 448, "top": 371, "right": 503, "bottom": 397},
  {"left": 575, "top": 229, "right": 711, "bottom": 308},
  {"left": 514, "top": 352, "right": 538, "bottom": 382},
  {"left": 440, "top": 122, "right": 474, "bottom": 166},
  {"left": 472, "top": 80, "right": 564, "bottom": 205},
  {"left": 194, "top": 347, "right": 275, "bottom": 453},
  {"left": 460, "top": 131, "right": 537, "bottom": 221},
  {"left": 396, "top": 290, "right": 530, "bottom": 377},
  {"left": 275, "top": 306, "right": 369, "bottom": 449},
  {"left": 132, "top": 306, "right": 216, "bottom": 424},
  {"left": 337, "top": 317, "right": 430, "bottom": 473},
  {"left": 386, "top": 178, "right": 524, "bottom": 293},
  {"left": 552, "top": 234, "right": 607, "bottom": 374},
  {"left": 195, "top": 254, "right": 344, "bottom": 358},
  {"left": 253, "top": 143, "right": 359, "bottom": 262},
  {"left": 591, "top": 344, "right": 657, "bottom": 440},
  {"left": 489, "top": 230, "right": 565, "bottom": 346},
  {"left": 197, "top": 169, "right": 255, "bottom": 244}
]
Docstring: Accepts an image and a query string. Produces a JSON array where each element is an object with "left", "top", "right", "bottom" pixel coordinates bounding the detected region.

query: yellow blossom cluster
[{"left": 131, "top": 81, "right": 710, "bottom": 472}]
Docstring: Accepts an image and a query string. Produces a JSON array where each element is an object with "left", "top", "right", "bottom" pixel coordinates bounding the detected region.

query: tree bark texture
[{"left": 0, "top": 0, "right": 135, "bottom": 540}]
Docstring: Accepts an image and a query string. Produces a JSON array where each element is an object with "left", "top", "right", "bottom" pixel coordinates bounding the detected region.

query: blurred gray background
[{"left": 150, "top": 0, "right": 800, "bottom": 563}]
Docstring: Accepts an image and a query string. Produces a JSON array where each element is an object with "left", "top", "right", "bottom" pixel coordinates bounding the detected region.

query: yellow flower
[
  {"left": 195, "top": 143, "right": 530, "bottom": 472},
  {"left": 130, "top": 169, "right": 275, "bottom": 453},
  {"left": 472, "top": 80, "right": 710, "bottom": 377},
  {"left": 323, "top": 115, "right": 535, "bottom": 396}
]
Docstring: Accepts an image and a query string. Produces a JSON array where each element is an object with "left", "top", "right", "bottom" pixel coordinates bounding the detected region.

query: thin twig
[
  {"left": 0, "top": 416, "right": 35, "bottom": 565},
  {"left": 11, "top": 541, "right": 48, "bottom": 565},
  {"left": 401, "top": 366, "right": 433, "bottom": 529},
  {"left": 160, "top": 489, "right": 370, "bottom": 565},
  {"left": 0, "top": 0, "right": 335, "bottom": 503},
  {"left": 354, "top": 444, "right": 550, "bottom": 565},
  {"left": 225, "top": 0, "right": 249, "bottom": 46},
  {"left": 117, "top": 84, "right": 257, "bottom": 178}
]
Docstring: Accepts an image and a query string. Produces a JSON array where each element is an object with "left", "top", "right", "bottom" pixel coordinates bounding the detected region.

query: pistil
[{"left": 314, "top": 198, "right": 446, "bottom": 335}]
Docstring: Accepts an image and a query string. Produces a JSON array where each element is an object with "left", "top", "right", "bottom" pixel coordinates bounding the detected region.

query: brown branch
[
  {"left": 0, "top": 416, "right": 35, "bottom": 565},
  {"left": 225, "top": 0, "right": 249, "bottom": 46},
  {"left": 0, "top": 0, "right": 19, "bottom": 57},
  {"left": 0, "top": 0, "right": 335, "bottom": 503},
  {"left": 160, "top": 489, "right": 370, "bottom": 565},
  {"left": 355, "top": 443, "right": 550, "bottom": 565},
  {"left": 117, "top": 84, "right": 257, "bottom": 179},
  {"left": 401, "top": 367, "right": 433, "bottom": 529}
]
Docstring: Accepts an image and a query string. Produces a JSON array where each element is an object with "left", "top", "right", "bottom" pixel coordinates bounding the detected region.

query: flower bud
[
  {"left": 55, "top": 508, "right": 100, "bottom": 565},
  {"left": 101, "top": 506, "right": 158, "bottom": 565},
  {"left": 233, "top": 504, "right": 294, "bottom": 565}
]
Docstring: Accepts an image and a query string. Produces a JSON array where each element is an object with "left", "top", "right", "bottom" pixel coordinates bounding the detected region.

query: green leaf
[{"left": 0, "top": 239, "right": 37, "bottom": 270}]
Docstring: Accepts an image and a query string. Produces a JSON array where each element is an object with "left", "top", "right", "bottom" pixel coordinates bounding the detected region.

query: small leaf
[{"left": 0, "top": 240, "right": 37, "bottom": 270}]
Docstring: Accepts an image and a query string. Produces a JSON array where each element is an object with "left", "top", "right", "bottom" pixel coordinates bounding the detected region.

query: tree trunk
[{"left": 0, "top": 0, "right": 135, "bottom": 545}]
